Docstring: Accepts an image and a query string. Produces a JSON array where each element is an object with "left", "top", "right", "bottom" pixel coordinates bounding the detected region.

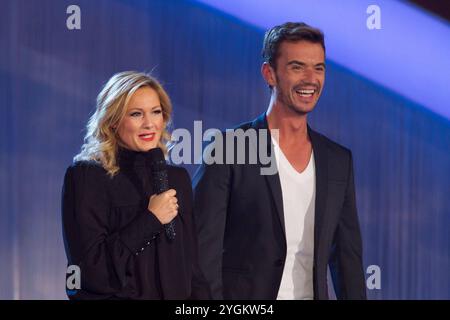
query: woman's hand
[{"left": 148, "top": 189, "right": 178, "bottom": 224}]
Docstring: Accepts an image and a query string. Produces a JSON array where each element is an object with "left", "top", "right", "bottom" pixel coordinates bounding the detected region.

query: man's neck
[{"left": 266, "top": 100, "right": 309, "bottom": 146}]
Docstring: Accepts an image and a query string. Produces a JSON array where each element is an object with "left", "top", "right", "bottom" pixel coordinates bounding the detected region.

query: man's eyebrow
[
  {"left": 287, "top": 60, "right": 306, "bottom": 66},
  {"left": 286, "top": 60, "right": 326, "bottom": 69},
  {"left": 316, "top": 62, "right": 326, "bottom": 69}
]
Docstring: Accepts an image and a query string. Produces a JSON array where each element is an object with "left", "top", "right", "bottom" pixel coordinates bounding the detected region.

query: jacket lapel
[
  {"left": 308, "top": 126, "right": 329, "bottom": 299},
  {"left": 265, "top": 166, "right": 286, "bottom": 237},
  {"left": 308, "top": 126, "right": 328, "bottom": 251},
  {"left": 249, "top": 115, "right": 329, "bottom": 256},
  {"left": 251, "top": 113, "right": 286, "bottom": 238}
]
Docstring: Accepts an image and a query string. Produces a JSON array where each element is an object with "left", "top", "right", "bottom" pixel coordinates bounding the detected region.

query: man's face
[{"left": 268, "top": 41, "right": 325, "bottom": 115}]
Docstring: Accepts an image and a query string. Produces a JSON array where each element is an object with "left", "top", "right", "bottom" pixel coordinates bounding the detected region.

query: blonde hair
[{"left": 74, "top": 71, "right": 172, "bottom": 176}]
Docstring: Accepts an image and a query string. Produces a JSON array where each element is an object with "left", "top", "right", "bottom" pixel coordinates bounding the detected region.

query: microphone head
[
  {"left": 147, "top": 147, "right": 169, "bottom": 194},
  {"left": 147, "top": 147, "right": 167, "bottom": 172}
]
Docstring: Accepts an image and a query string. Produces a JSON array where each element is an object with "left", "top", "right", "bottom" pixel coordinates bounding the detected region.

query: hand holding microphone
[
  {"left": 148, "top": 189, "right": 178, "bottom": 225},
  {"left": 147, "top": 147, "right": 177, "bottom": 240}
]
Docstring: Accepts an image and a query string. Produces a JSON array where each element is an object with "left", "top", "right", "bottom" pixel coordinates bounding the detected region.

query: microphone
[{"left": 147, "top": 147, "right": 176, "bottom": 240}]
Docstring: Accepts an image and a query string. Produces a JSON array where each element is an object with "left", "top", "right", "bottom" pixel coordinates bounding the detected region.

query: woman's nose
[{"left": 142, "top": 114, "right": 155, "bottom": 129}]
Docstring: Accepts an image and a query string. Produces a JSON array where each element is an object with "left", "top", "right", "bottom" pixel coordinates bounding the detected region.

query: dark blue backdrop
[{"left": 0, "top": 0, "right": 448, "bottom": 299}]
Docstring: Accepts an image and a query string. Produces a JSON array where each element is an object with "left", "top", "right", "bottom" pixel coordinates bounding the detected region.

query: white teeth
[
  {"left": 295, "top": 89, "right": 315, "bottom": 97},
  {"left": 141, "top": 134, "right": 152, "bottom": 138},
  {"left": 296, "top": 89, "right": 315, "bottom": 94}
]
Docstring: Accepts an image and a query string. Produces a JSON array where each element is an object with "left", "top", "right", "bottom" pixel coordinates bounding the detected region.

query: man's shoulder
[{"left": 310, "top": 128, "right": 352, "bottom": 161}]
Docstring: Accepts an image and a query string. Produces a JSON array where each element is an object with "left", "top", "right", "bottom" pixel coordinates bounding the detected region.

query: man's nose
[{"left": 303, "top": 68, "right": 314, "bottom": 82}]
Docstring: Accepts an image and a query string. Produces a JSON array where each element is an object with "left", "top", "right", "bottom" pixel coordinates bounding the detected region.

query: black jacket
[
  {"left": 192, "top": 113, "right": 366, "bottom": 300},
  {"left": 62, "top": 148, "right": 210, "bottom": 299}
]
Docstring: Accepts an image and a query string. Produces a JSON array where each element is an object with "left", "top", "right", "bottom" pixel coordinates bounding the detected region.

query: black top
[{"left": 62, "top": 148, "right": 210, "bottom": 299}]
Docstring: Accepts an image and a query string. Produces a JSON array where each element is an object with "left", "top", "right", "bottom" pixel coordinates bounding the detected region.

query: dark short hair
[{"left": 262, "top": 22, "right": 325, "bottom": 68}]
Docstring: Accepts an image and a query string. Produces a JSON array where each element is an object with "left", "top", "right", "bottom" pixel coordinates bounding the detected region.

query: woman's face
[{"left": 116, "top": 86, "right": 165, "bottom": 152}]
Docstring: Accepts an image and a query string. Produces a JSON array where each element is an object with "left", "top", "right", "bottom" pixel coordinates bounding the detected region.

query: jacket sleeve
[
  {"left": 192, "top": 159, "right": 231, "bottom": 300},
  {"left": 62, "top": 164, "right": 163, "bottom": 299},
  {"left": 329, "top": 152, "right": 367, "bottom": 300}
]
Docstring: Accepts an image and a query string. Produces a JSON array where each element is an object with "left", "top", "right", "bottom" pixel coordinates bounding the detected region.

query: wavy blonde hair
[{"left": 74, "top": 71, "right": 172, "bottom": 176}]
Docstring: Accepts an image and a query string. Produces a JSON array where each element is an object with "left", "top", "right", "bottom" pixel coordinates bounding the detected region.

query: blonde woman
[{"left": 62, "top": 71, "right": 210, "bottom": 299}]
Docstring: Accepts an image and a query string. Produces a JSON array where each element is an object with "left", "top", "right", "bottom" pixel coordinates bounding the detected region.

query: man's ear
[{"left": 261, "top": 62, "right": 276, "bottom": 87}]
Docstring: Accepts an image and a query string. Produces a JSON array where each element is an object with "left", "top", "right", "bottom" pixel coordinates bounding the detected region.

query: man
[{"left": 193, "top": 22, "right": 366, "bottom": 300}]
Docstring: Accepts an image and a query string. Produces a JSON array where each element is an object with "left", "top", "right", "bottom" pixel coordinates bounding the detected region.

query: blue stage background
[{"left": 0, "top": 0, "right": 449, "bottom": 299}]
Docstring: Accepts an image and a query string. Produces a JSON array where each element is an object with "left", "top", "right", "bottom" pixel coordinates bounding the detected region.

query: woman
[{"left": 62, "top": 71, "right": 210, "bottom": 299}]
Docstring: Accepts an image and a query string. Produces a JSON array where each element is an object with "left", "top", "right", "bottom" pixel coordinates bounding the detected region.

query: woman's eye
[
  {"left": 153, "top": 109, "right": 162, "bottom": 114},
  {"left": 130, "top": 112, "right": 142, "bottom": 117}
]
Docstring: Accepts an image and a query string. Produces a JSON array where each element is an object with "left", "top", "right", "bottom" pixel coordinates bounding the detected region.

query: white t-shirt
[{"left": 272, "top": 138, "right": 316, "bottom": 300}]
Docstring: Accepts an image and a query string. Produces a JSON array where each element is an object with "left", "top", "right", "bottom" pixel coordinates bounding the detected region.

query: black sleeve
[
  {"left": 192, "top": 160, "right": 231, "bottom": 300},
  {"left": 177, "top": 168, "right": 212, "bottom": 300},
  {"left": 329, "top": 152, "right": 367, "bottom": 300},
  {"left": 61, "top": 164, "right": 163, "bottom": 299}
]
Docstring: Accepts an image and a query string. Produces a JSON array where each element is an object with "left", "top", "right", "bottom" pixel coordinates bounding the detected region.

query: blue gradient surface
[{"left": 195, "top": 0, "right": 450, "bottom": 119}]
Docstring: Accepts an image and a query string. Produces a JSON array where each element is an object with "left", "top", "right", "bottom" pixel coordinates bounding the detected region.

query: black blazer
[
  {"left": 192, "top": 113, "right": 366, "bottom": 300},
  {"left": 62, "top": 148, "right": 210, "bottom": 299}
]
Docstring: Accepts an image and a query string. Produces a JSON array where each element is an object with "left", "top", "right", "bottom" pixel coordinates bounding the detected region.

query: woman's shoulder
[
  {"left": 70, "top": 159, "right": 106, "bottom": 172},
  {"left": 65, "top": 160, "right": 109, "bottom": 182},
  {"left": 63, "top": 160, "right": 112, "bottom": 203}
]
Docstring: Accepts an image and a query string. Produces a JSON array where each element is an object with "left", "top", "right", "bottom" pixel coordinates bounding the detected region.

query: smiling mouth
[
  {"left": 295, "top": 88, "right": 316, "bottom": 97},
  {"left": 139, "top": 133, "right": 155, "bottom": 141}
]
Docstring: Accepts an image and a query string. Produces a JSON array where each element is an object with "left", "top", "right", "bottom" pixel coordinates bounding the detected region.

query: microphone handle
[
  {"left": 164, "top": 220, "right": 176, "bottom": 240},
  {"left": 152, "top": 167, "right": 176, "bottom": 241}
]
